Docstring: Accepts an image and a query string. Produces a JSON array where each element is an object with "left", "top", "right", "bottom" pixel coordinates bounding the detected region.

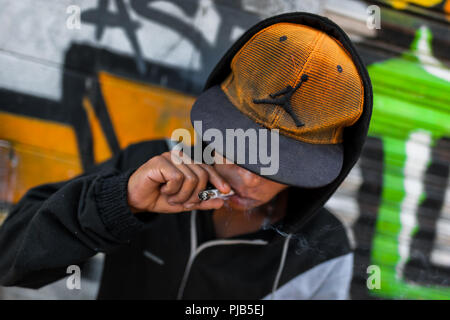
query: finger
[
  {"left": 153, "top": 156, "right": 185, "bottom": 195},
  {"left": 157, "top": 197, "right": 224, "bottom": 213},
  {"left": 152, "top": 199, "right": 190, "bottom": 214},
  {"left": 188, "top": 198, "right": 225, "bottom": 211},
  {"left": 200, "top": 164, "right": 231, "bottom": 194},
  {"left": 164, "top": 149, "right": 230, "bottom": 194},
  {"left": 169, "top": 151, "right": 230, "bottom": 206},
  {"left": 164, "top": 155, "right": 199, "bottom": 204},
  {"left": 182, "top": 164, "right": 209, "bottom": 206}
]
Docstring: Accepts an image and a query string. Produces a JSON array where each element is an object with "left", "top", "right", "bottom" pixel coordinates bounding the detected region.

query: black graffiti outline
[
  {"left": 403, "top": 137, "right": 450, "bottom": 286},
  {"left": 82, "top": 0, "right": 146, "bottom": 74}
]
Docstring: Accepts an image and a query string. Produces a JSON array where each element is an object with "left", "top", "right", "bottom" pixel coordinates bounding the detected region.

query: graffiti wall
[{"left": 0, "top": 0, "right": 449, "bottom": 299}]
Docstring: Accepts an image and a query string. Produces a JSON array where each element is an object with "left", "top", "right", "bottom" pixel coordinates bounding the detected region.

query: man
[{"left": 0, "top": 12, "right": 372, "bottom": 299}]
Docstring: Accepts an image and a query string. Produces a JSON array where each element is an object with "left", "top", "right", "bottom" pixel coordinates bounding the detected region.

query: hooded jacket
[{"left": 0, "top": 12, "right": 372, "bottom": 300}]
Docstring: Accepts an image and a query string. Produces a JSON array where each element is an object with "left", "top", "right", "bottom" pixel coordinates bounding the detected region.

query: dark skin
[
  {"left": 127, "top": 150, "right": 288, "bottom": 238},
  {"left": 211, "top": 153, "right": 289, "bottom": 238}
]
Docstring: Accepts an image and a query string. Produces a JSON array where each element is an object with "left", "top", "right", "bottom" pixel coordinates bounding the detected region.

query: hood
[{"left": 200, "top": 12, "right": 373, "bottom": 235}]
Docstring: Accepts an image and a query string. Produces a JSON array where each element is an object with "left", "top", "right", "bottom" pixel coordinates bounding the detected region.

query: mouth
[{"left": 227, "top": 189, "right": 259, "bottom": 207}]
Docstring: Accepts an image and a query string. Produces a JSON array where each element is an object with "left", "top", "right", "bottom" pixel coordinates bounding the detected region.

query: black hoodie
[{"left": 0, "top": 12, "right": 372, "bottom": 299}]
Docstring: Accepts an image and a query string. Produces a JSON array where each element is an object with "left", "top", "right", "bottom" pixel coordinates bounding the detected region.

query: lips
[
  {"left": 224, "top": 184, "right": 259, "bottom": 207},
  {"left": 227, "top": 191, "right": 259, "bottom": 208},
  {"left": 228, "top": 186, "right": 248, "bottom": 199}
]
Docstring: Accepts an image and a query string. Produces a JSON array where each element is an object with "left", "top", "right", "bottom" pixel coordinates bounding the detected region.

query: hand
[{"left": 127, "top": 150, "right": 231, "bottom": 214}]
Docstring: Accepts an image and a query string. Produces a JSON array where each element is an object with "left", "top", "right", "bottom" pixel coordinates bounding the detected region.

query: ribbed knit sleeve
[{"left": 95, "top": 169, "right": 145, "bottom": 242}]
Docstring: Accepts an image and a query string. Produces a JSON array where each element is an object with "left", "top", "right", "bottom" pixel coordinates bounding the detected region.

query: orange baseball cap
[{"left": 191, "top": 12, "right": 372, "bottom": 188}]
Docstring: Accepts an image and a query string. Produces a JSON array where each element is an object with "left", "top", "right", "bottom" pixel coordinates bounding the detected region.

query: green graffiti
[{"left": 367, "top": 26, "right": 450, "bottom": 299}]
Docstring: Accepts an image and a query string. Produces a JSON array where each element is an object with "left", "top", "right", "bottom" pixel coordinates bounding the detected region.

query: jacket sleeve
[
  {"left": 0, "top": 140, "right": 167, "bottom": 288},
  {"left": 264, "top": 253, "right": 354, "bottom": 300},
  {"left": 308, "top": 252, "right": 353, "bottom": 300}
]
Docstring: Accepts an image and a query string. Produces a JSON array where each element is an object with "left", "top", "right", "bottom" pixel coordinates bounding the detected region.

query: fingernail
[{"left": 184, "top": 203, "right": 194, "bottom": 209}]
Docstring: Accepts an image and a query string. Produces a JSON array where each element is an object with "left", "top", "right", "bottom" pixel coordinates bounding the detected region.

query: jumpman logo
[{"left": 253, "top": 74, "right": 309, "bottom": 127}]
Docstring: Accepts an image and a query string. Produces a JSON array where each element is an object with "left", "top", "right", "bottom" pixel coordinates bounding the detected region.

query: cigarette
[{"left": 198, "top": 189, "right": 235, "bottom": 201}]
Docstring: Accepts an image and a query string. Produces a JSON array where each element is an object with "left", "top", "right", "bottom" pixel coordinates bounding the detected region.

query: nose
[{"left": 238, "top": 166, "right": 261, "bottom": 188}]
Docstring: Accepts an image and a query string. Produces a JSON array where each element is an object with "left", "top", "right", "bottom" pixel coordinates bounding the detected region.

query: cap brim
[{"left": 190, "top": 85, "right": 343, "bottom": 188}]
